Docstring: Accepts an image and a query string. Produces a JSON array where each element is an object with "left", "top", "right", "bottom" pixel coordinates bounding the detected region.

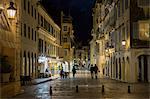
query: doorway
[{"left": 138, "top": 55, "right": 149, "bottom": 82}]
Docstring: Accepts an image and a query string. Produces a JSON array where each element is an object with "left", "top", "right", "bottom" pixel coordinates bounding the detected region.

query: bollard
[
  {"left": 102, "top": 85, "right": 104, "bottom": 93},
  {"left": 76, "top": 85, "right": 79, "bottom": 93},
  {"left": 49, "top": 86, "right": 52, "bottom": 95},
  {"left": 128, "top": 85, "right": 131, "bottom": 93}
]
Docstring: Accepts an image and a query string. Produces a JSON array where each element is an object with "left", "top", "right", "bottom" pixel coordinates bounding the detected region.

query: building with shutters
[{"left": 92, "top": 0, "right": 150, "bottom": 83}]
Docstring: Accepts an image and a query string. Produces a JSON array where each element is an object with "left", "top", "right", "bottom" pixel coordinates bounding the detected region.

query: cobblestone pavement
[{"left": 13, "top": 70, "right": 150, "bottom": 99}]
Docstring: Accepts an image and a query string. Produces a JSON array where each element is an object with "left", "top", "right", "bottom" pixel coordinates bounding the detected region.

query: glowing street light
[
  {"left": 122, "top": 40, "right": 126, "bottom": 46},
  {"left": 7, "top": 2, "right": 17, "bottom": 19}
]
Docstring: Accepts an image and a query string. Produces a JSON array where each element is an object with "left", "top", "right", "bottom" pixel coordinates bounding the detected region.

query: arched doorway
[
  {"left": 138, "top": 55, "right": 149, "bottom": 82},
  {"left": 122, "top": 57, "right": 125, "bottom": 81},
  {"left": 116, "top": 59, "right": 118, "bottom": 79}
]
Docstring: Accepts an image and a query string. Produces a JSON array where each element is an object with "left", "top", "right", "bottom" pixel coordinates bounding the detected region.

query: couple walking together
[{"left": 90, "top": 64, "right": 99, "bottom": 79}]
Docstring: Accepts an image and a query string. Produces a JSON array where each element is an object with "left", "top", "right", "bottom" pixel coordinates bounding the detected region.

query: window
[
  {"left": 122, "top": 27, "right": 125, "bottom": 40},
  {"left": 28, "top": 26, "right": 30, "bottom": 39},
  {"left": 48, "top": 23, "right": 50, "bottom": 32},
  {"left": 139, "top": 22, "right": 150, "bottom": 40},
  {"left": 31, "top": 5, "right": 33, "bottom": 17},
  {"left": 28, "top": 1, "right": 30, "bottom": 14},
  {"left": 44, "top": 19, "right": 47, "bottom": 30},
  {"left": 32, "top": 28, "right": 34, "bottom": 40},
  {"left": 51, "top": 26, "right": 53, "bottom": 34},
  {"left": 63, "top": 37, "right": 67, "bottom": 42},
  {"left": 126, "top": 22, "right": 129, "bottom": 39},
  {"left": 118, "top": 1, "right": 120, "bottom": 17},
  {"left": 21, "top": 23, "right": 22, "bottom": 36},
  {"left": 34, "top": 9, "right": 36, "bottom": 19},
  {"left": 53, "top": 29, "right": 55, "bottom": 37},
  {"left": 45, "top": 42, "right": 46, "bottom": 53},
  {"left": 24, "top": 24, "right": 26, "bottom": 37},
  {"left": 38, "top": 13, "right": 40, "bottom": 24},
  {"left": 122, "top": 0, "right": 124, "bottom": 14},
  {"left": 24, "top": 0, "right": 26, "bottom": 10},
  {"left": 38, "top": 39, "right": 41, "bottom": 52},
  {"left": 64, "top": 50, "right": 67, "bottom": 56},
  {"left": 35, "top": 31, "right": 36, "bottom": 41},
  {"left": 31, "top": 52, "right": 34, "bottom": 73},
  {"left": 125, "top": 0, "right": 128, "bottom": 9},
  {"left": 41, "top": 16, "right": 43, "bottom": 27},
  {"left": 63, "top": 26, "right": 67, "bottom": 31},
  {"left": 24, "top": 51, "right": 26, "bottom": 75},
  {"left": 42, "top": 40, "right": 44, "bottom": 53}
]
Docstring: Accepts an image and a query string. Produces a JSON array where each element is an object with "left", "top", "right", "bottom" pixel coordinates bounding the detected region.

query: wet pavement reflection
[{"left": 13, "top": 70, "right": 150, "bottom": 99}]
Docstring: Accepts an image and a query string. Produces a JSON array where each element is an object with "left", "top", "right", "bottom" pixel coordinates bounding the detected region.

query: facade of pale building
[
  {"left": 37, "top": 3, "right": 61, "bottom": 77},
  {"left": 0, "top": 0, "right": 21, "bottom": 97},
  {"left": 61, "top": 12, "right": 74, "bottom": 72},
  {"left": 90, "top": 40, "right": 97, "bottom": 66},
  {"left": 93, "top": 0, "right": 150, "bottom": 82},
  {"left": 20, "top": 0, "right": 38, "bottom": 79},
  {"left": 74, "top": 46, "right": 89, "bottom": 67},
  {"left": 0, "top": 0, "right": 62, "bottom": 97},
  {"left": 90, "top": 0, "right": 103, "bottom": 74}
]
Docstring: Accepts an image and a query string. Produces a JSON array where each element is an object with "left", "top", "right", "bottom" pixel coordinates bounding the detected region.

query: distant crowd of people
[{"left": 59, "top": 64, "right": 99, "bottom": 79}]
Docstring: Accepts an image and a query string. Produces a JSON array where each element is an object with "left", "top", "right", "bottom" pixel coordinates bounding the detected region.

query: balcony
[
  {"left": 132, "top": 39, "right": 150, "bottom": 48},
  {"left": 37, "top": 26, "right": 56, "bottom": 42},
  {"left": 63, "top": 43, "right": 70, "bottom": 49}
]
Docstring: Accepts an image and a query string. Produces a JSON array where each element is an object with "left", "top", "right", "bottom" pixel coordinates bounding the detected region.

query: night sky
[{"left": 42, "top": 0, "right": 96, "bottom": 46}]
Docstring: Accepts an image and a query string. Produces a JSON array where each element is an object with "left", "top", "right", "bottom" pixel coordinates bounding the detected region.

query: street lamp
[
  {"left": 122, "top": 40, "right": 126, "bottom": 46},
  {"left": 7, "top": 2, "right": 17, "bottom": 19},
  {"left": 105, "top": 49, "right": 109, "bottom": 53}
]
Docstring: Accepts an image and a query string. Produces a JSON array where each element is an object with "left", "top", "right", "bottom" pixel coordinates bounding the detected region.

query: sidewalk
[{"left": 32, "top": 76, "right": 59, "bottom": 85}]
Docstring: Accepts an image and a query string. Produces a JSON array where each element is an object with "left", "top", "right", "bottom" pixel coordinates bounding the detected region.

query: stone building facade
[
  {"left": 0, "top": 0, "right": 62, "bottom": 97},
  {"left": 60, "top": 12, "right": 74, "bottom": 72},
  {"left": 92, "top": 0, "right": 150, "bottom": 83}
]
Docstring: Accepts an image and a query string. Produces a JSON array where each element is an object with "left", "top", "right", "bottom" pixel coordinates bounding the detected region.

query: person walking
[
  {"left": 90, "top": 64, "right": 94, "bottom": 79},
  {"left": 60, "top": 68, "right": 64, "bottom": 79},
  {"left": 94, "top": 64, "right": 99, "bottom": 79},
  {"left": 72, "top": 66, "right": 76, "bottom": 78}
]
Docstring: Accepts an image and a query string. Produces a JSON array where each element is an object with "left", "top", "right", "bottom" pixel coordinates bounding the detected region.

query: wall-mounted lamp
[
  {"left": 7, "top": 2, "right": 17, "bottom": 19},
  {"left": 72, "top": 46, "right": 75, "bottom": 49},
  {"left": 105, "top": 49, "right": 110, "bottom": 57},
  {"left": 122, "top": 40, "right": 126, "bottom": 46},
  {"left": 105, "top": 49, "right": 109, "bottom": 53}
]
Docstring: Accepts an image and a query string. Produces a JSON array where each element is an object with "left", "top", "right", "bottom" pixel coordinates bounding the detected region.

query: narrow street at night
[
  {"left": 0, "top": 0, "right": 150, "bottom": 98},
  {"left": 13, "top": 70, "right": 149, "bottom": 99}
]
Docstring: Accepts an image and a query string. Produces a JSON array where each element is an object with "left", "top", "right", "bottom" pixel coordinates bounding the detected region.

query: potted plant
[{"left": 0, "top": 56, "right": 12, "bottom": 83}]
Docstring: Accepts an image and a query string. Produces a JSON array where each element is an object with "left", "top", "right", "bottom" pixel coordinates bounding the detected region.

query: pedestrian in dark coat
[
  {"left": 72, "top": 66, "right": 76, "bottom": 78},
  {"left": 90, "top": 64, "right": 94, "bottom": 79},
  {"left": 94, "top": 64, "right": 99, "bottom": 79}
]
